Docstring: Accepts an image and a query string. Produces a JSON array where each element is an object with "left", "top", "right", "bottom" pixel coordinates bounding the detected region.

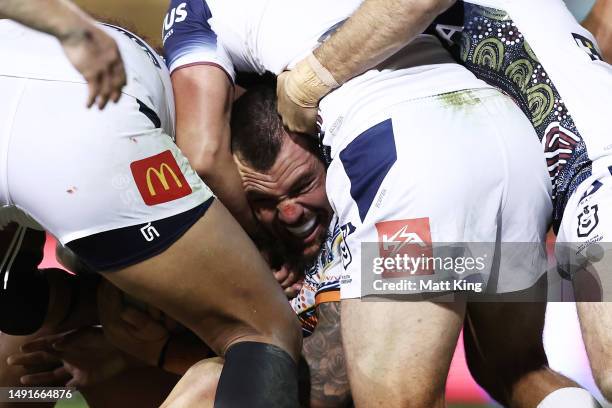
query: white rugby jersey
[
  {"left": 162, "top": 0, "right": 492, "bottom": 155},
  {"left": 0, "top": 20, "right": 175, "bottom": 138}
]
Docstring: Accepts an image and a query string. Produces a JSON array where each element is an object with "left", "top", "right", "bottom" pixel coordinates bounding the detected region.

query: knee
[
  {"left": 465, "top": 352, "right": 508, "bottom": 404},
  {"left": 213, "top": 313, "right": 302, "bottom": 362}
]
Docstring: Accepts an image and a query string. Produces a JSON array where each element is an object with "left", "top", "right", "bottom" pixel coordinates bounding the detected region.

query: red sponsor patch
[
  {"left": 375, "top": 218, "right": 434, "bottom": 277},
  {"left": 130, "top": 150, "right": 192, "bottom": 206}
]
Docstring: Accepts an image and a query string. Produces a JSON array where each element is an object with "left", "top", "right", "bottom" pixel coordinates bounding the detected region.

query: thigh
[
  {"left": 576, "top": 302, "right": 612, "bottom": 390},
  {"left": 341, "top": 298, "right": 466, "bottom": 407},
  {"left": 101, "top": 200, "right": 301, "bottom": 358}
]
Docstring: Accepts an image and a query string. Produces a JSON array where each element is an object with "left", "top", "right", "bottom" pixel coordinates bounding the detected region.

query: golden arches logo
[{"left": 145, "top": 163, "right": 183, "bottom": 196}]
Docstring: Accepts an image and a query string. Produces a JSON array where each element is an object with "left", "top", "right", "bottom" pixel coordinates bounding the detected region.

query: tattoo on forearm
[{"left": 302, "top": 302, "right": 351, "bottom": 407}]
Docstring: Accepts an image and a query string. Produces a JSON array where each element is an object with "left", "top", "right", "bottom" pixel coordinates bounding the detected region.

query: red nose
[{"left": 278, "top": 201, "right": 303, "bottom": 225}]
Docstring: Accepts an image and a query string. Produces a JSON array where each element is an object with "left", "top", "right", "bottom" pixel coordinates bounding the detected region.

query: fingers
[
  {"left": 97, "top": 71, "right": 113, "bottom": 110},
  {"left": 283, "top": 284, "right": 301, "bottom": 299},
  {"left": 7, "top": 350, "right": 61, "bottom": 367},
  {"left": 110, "top": 58, "right": 127, "bottom": 103},
  {"left": 75, "top": 31, "right": 125, "bottom": 109},
  {"left": 280, "top": 269, "right": 298, "bottom": 288},
  {"left": 51, "top": 327, "right": 100, "bottom": 351},
  {"left": 20, "top": 334, "right": 65, "bottom": 353},
  {"left": 273, "top": 265, "right": 290, "bottom": 284},
  {"left": 20, "top": 366, "right": 71, "bottom": 386},
  {"left": 276, "top": 72, "right": 319, "bottom": 135}
]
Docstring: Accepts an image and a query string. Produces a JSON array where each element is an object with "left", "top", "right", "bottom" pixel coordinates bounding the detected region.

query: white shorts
[
  {"left": 0, "top": 76, "right": 213, "bottom": 270},
  {"left": 327, "top": 88, "right": 552, "bottom": 299}
]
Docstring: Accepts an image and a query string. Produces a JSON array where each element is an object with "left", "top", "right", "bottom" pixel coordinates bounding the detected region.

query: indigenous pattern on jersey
[
  {"left": 433, "top": 2, "right": 592, "bottom": 230},
  {"left": 290, "top": 216, "right": 342, "bottom": 337},
  {"left": 459, "top": 4, "right": 590, "bottom": 228}
]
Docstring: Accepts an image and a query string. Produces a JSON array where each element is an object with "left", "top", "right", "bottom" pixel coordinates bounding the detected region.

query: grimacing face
[{"left": 236, "top": 132, "right": 332, "bottom": 260}]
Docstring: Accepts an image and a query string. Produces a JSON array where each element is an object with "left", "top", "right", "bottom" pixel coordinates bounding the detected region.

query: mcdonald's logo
[{"left": 130, "top": 150, "right": 192, "bottom": 205}]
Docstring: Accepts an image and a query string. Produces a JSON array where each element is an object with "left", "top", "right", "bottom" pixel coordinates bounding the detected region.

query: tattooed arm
[{"left": 301, "top": 302, "right": 351, "bottom": 407}]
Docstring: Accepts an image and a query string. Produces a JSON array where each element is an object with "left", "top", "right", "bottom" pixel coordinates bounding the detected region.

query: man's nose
[{"left": 277, "top": 200, "right": 304, "bottom": 225}]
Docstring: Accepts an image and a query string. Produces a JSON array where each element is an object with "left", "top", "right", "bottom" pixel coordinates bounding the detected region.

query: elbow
[{"left": 187, "top": 144, "right": 231, "bottom": 181}]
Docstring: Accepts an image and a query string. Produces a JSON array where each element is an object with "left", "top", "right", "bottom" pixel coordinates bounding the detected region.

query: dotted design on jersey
[
  {"left": 448, "top": 4, "right": 592, "bottom": 229},
  {"left": 291, "top": 217, "right": 342, "bottom": 337}
]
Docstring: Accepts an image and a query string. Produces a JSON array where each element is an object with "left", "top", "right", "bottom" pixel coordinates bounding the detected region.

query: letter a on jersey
[{"left": 131, "top": 150, "right": 192, "bottom": 205}]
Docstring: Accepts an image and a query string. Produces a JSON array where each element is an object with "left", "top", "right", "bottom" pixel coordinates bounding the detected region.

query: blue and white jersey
[
  {"left": 162, "top": 0, "right": 361, "bottom": 79},
  {"left": 162, "top": 0, "right": 492, "bottom": 157}
]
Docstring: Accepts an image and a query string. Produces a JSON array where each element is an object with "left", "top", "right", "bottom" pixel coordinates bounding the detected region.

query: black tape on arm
[{"left": 214, "top": 342, "right": 299, "bottom": 407}]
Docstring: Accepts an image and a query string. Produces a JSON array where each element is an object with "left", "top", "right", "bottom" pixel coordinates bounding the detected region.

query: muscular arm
[
  {"left": 278, "top": 0, "right": 455, "bottom": 134},
  {"left": 0, "top": 0, "right": 126, "bottom": 108},
  {"left": 314, "top": 0, "right": 455, "bottom": 85},
  {"left": 301, "top": 302, "right": 350, "bottom": 407},
  {"left": 0, "top": 0, "right": 91, "bottom": 39},
  {"left": 172, "top": 65, "right": 256, "bottom": 234},
  {"left": 583, "top": 0, "right": 612, "bottom": 62}
]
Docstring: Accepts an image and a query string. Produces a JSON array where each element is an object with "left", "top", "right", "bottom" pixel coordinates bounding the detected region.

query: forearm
[
  {"left": 0, "top": 0, "right": 94, "bottom": 41},
  {"left": 173, "top": 66, "right": 256, "bottom": 235},
  {"left": 583, "top": 0, "right": 612, "bottom": 62},
  {"left": 301, "top": 303, "right": 350, "bottom": 407},
  {"left": 195, "top": 151, "right": 256, "bottom": 235},
  {"left": 314, "top": 0, "right": 456, "bottom": 85}
]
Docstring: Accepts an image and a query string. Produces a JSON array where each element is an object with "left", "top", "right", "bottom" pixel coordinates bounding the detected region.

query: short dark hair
[{"left": 230, "top": 79, "right": 284, "bottom": 171}]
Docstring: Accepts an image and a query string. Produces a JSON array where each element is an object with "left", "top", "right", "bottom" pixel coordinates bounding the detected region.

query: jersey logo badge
[
  {"left": 572, "top": 33, "right": 603, "bottom": 62},
  {"left": 375, "top": 218, "right": 434, "bottom": 276},
  {"left": 577, "top": 204, "right": 599, "bottom": 238},
  {"left": 339, "top": 222, "right": 355, "bottom": 269},
  {"left": 131, "top": 150, "right": 192, "bottom": 206}
]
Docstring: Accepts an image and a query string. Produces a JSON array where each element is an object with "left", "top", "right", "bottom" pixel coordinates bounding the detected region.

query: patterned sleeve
[{"left": 161, "top": 0, "right": 235, "bottom": 81}]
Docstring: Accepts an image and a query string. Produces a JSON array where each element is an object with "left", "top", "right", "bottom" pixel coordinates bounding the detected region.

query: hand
[
  {"left": 97, "top": 281, "right": 170, "bottom": 366},
  {"left": 276, "top": 70, "right": 320, "bottom": 135},
  {"left": 273, "top": 263, "right": 304, "bottom": 299},
  {"left": 60, "top": 24, "right": 127, "bottom": 109},
  {"left": 7, "top": 327, "right": 130, "bottom": 388}
]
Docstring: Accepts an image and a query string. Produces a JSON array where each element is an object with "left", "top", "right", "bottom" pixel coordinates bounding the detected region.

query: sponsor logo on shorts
[
  {"left": 131, "top": 150, "right": 192, "bottom": 206},
  {"left": 572, "top": 33, "right": 603, "bottom": 62},
  {"left": 577, "top": 204, "right": 599, "bottom": 238},
  {"left": 375, "top": 218, "right": 433, "bottom": 276},
  {"left": 140, "top": 222, "right": 160, "bottom": 242}
]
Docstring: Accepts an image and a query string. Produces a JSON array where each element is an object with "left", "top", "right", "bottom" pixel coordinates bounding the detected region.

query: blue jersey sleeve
[{"left": 162, "top": 0, "right": 235, "bottom": 80}]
